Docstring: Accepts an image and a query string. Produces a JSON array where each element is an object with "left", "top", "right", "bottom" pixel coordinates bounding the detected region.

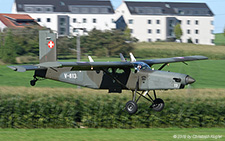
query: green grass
[
  {"left": 0, "top": 128, "right": 224, "bottom": 141},
  {"left": 1, "top": 60, "right": 225, "bottom": 89},
  {"left": 215, "top": 33, "right": 225, "bottom": 46}
]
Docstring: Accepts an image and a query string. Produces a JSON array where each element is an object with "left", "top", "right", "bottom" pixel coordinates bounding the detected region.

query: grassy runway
[{"left": 0, "top": 128, "right": 224, "bottom": 141}]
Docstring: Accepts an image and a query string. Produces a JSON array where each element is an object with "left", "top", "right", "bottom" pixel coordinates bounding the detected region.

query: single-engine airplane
[{"left": 8, "top": 30, "right": 208, "bottom": 114}]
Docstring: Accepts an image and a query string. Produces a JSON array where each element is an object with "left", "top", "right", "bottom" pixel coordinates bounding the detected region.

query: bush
[{"left": 0, "top": 91, "right": 224, "bottom": 129}]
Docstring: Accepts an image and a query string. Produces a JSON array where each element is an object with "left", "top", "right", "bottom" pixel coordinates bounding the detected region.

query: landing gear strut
[
  {"left": 125, "top": 90, "right": 165, "bottom": 114},
  {"left": 30, "top": 76, "right": 38, "bottom": 86}
]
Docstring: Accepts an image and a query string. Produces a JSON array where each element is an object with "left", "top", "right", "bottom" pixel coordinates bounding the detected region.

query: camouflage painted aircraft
[{"left": 8, "top": 30, "right": 208, "bottom": 114}]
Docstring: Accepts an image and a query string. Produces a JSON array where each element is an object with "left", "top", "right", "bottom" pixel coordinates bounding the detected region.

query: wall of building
[
  {"left": 177, "top": 16, "right": 214, "bottom": 45},
  {"left": 115, "top": 2, "right": 215, "bottom": 45},
  {"left": 0, "top": 21, "right": 6, "bottom": 32}
]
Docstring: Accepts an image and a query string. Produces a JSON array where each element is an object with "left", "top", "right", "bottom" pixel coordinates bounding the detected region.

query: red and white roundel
[{"left": 48, "top": 40, "right": 55, "bottom": 49}]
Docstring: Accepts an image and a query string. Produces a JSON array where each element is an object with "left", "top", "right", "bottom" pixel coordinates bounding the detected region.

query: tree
[
  {"left": 174, "top": 24, "right": 183, "bottom": 40},
  {"left": 80, "top": 29, "right": 134, "bottom": 57},
  {"left": 1, "top": 30, "right": 17, "bottom": 63}
]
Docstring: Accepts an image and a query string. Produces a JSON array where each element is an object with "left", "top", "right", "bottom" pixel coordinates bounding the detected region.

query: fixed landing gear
[
  {"left": 125, "top": 90, "right": 165, "bottom": 114},
  {"left": 30, "top": 76, "right": 38, "bottom": 86},
  {"left": 125, "top": 101, "right": 138, "bottom": 115}
]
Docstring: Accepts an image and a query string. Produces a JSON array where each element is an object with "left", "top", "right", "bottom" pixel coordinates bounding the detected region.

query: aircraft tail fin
[
  {"left": 88, "top": 56, "right": 94, "bottom": 62},
  {"left": 129, "top": 53, "right": 136, "bottom": 62},
  {"left": 120, "top": 53, "right": 126, "bottom": 62},
  {"left": 39, "top": 30, "right": 57, "bottom": 63}
]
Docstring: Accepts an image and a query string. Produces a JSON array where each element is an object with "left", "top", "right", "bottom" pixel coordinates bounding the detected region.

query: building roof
[
  {"left": 0, "top": 13, "right": 39, "bottom": 28},
  {"left": 125, "top": 1, "right": 214, "bottom": 16},
  {"left": 15, "top": 0, "right": 114, "bottom": 14}
]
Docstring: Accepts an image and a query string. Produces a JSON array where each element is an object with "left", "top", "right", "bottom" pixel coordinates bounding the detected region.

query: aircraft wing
[
  {"left": 8, "top": 56, "right": 208, "bottom": 72},
  {"left": 36, "top": 61, "right": 134, "bottom": 70},
  {"left": 8, "top": 65, "right": 47, "bottom": 72},
  {"left": 141, "top": 55, "right": 208, "bottom": 66}
]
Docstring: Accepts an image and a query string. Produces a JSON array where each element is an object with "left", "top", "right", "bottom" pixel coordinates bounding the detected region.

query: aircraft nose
[{"left": 185, "top": 76, "right": 196, "bottom": 84}]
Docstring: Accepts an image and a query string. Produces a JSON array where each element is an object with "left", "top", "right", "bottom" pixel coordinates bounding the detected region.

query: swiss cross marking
[{"left": 48, "top": 40, "right": 55, "bottom": 49}]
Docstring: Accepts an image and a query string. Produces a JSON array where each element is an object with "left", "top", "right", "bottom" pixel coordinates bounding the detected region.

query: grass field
[
  {"left": 0, "top": 128, "right": 223, "bottom": 141},
  {"left": 215, "top": 33, "right": 225, "bottom": 46}
]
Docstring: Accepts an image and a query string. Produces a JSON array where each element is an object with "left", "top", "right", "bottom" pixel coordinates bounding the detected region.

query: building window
[
  {"left": 81, "top": 8, "right": 89, "bottom": 14},
  {"left": 156, "top": 20, "right": 160, "bottom": 24},
  {"left": 93, "top": 18, "right": 97, "bottom": 23},
  {"left": 211, "top": 21, "right": 214, "bottom": 25},
  {"left": 195, "top": 30, "right": 199, "bottom": 34},
  {"left": 129, "top": 19, "right": 133, "bottom": 24},
  {"left": 46, "top": 7, "right": 52, "bottom": 12},
  {"left": 25, "top": 7, "right": 33, "bottom": 12},
  {"left": 130, "top": 29, "right": 133, "bottom": 33},
  {"left": 73, "top": 28, "right": 78, "bottom": 33},
  {"left": 60, "top": 18, "right": 66, "bottom": 26},
  {"left": 59, "top": 27, "right": 66, "bottom": 35},
  {"left": 47, "top": 18, "right": 51, "bottom": 22},
  {"left": 195, "top": 39, "right": 199, "bottom": 44},
  {"left": 91, "top": 8, "right": 99, "bottom": 14},
  {"left": 37, "top": 18, "right": 41, "bottom": 22},
  {"left": 148, "top": 20, "right": 151, "bottom": 24},
  {"left": 211, "top": 30, "right": 214, "bottom": 34},
  {"left": 187, "top": 29, "right": 190, "bottom": 34},
  {"left": 187, "top": 20, "right": 190, "bottom": 25},
  {"left": 73, "top": 18, "right": 76, "bottom": 23},
  {"left": 211, "top": 39, "right": 214, "bottom": 44},
  {"left": 83, "top": 18, "right": 87, "bottom": 23},
  {"left": 156, "top": 29, "right": 160, "bottom": 34},
  {"left": 148, "top": 29, "right": 152, "bottom": 34},
  {"left": 195, "top": 20, "right": 199, "bottom": 25},
  {"left": 18, "top": 4, "right": 23, "bottom": 9},
  {"left": 148, "top": 38, "right": 152, "bottom": 42},
  {"left": 36, "top": 7, "right": 43, "bottom": 12}
]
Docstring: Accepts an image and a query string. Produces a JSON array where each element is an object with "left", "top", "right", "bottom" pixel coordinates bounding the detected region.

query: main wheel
[
  {"left": 151, "top": 98, "right": 164, "bottom": 112},
  {"left": 125, "top": 101, "right": 138, "bottom": 115}
]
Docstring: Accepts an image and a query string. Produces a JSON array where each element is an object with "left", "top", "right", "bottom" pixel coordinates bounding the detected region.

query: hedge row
[{"left": 0, "top": 92, "right": 224, "bottom": 128}]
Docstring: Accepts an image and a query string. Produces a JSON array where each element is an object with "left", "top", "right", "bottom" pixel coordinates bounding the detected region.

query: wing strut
[{"left": 158, "top": 63, "right": 168, "bottom": 70}]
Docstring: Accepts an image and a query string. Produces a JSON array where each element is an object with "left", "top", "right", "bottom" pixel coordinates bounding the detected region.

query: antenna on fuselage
[
  {"left": 129, "top": 53, "right": 136, "bottom": 62},
  {"left": 120, "top": 53, "right": 127, "bottom": 62},
  {"left": 88, "top": 56, "right": 94, "bottom": 62}
]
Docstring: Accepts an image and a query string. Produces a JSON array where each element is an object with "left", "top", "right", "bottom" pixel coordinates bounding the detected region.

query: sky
[{"left": 0, "top": 0, "right": 224, "bottom": 33}]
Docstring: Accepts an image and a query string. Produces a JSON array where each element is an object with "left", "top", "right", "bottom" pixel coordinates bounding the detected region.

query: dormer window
[{"left": 60, "top": 1, "right": 65, "bottom": 6}]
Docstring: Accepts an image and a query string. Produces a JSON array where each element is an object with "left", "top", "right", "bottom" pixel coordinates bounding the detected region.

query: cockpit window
[{"left": 133, "top": 62, "right": 151, "bottom": 71}]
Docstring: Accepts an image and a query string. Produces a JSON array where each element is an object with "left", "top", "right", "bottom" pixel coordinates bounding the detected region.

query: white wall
[
  {"left": 177, "top": 16, "right": 214, "bottom": 45},
  {"left": 115, "top": 2, "right": 215, "bottom": 45},
  {"left": 0, "top": 21, "right": 6, "bottom": 32},
  {"left": 15, "top": 12, "right": 115, "bottom": 36}
]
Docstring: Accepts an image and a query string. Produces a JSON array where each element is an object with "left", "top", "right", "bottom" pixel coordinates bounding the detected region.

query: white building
[
  {"left": 12, "top": 0, "right": 115, "bottom": 36},
  {"left": 115, "top": 1, "right": 214, "bottom": 45}
]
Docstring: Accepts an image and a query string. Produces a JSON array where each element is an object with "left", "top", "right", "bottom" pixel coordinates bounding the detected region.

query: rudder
[{"left": 39, "top": 30, "right": 57, "bottom": 63}]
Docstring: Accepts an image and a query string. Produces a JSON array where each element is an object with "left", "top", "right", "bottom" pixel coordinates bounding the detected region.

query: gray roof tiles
[
  {"left": 15, "top": 0, "right": 114, "bottom": 13},
  {"left": 125, "top": 1, "right": 214, "bottom": 16}
]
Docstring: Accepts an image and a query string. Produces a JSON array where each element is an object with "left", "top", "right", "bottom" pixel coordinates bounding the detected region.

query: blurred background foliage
[{"left": 0, "top": 27, "right": 136, "bottom": 63}]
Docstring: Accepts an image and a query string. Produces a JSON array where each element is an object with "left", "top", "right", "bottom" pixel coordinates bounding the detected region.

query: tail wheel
[
  {"left": 151, "top": 98, "right": 164, "bottom": 112},
  {"left": 125, "top": 101, "right": 138, "bottom": 115},
  {"left": 30, "top": 80, "right": 36, "bottom": 86}
]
